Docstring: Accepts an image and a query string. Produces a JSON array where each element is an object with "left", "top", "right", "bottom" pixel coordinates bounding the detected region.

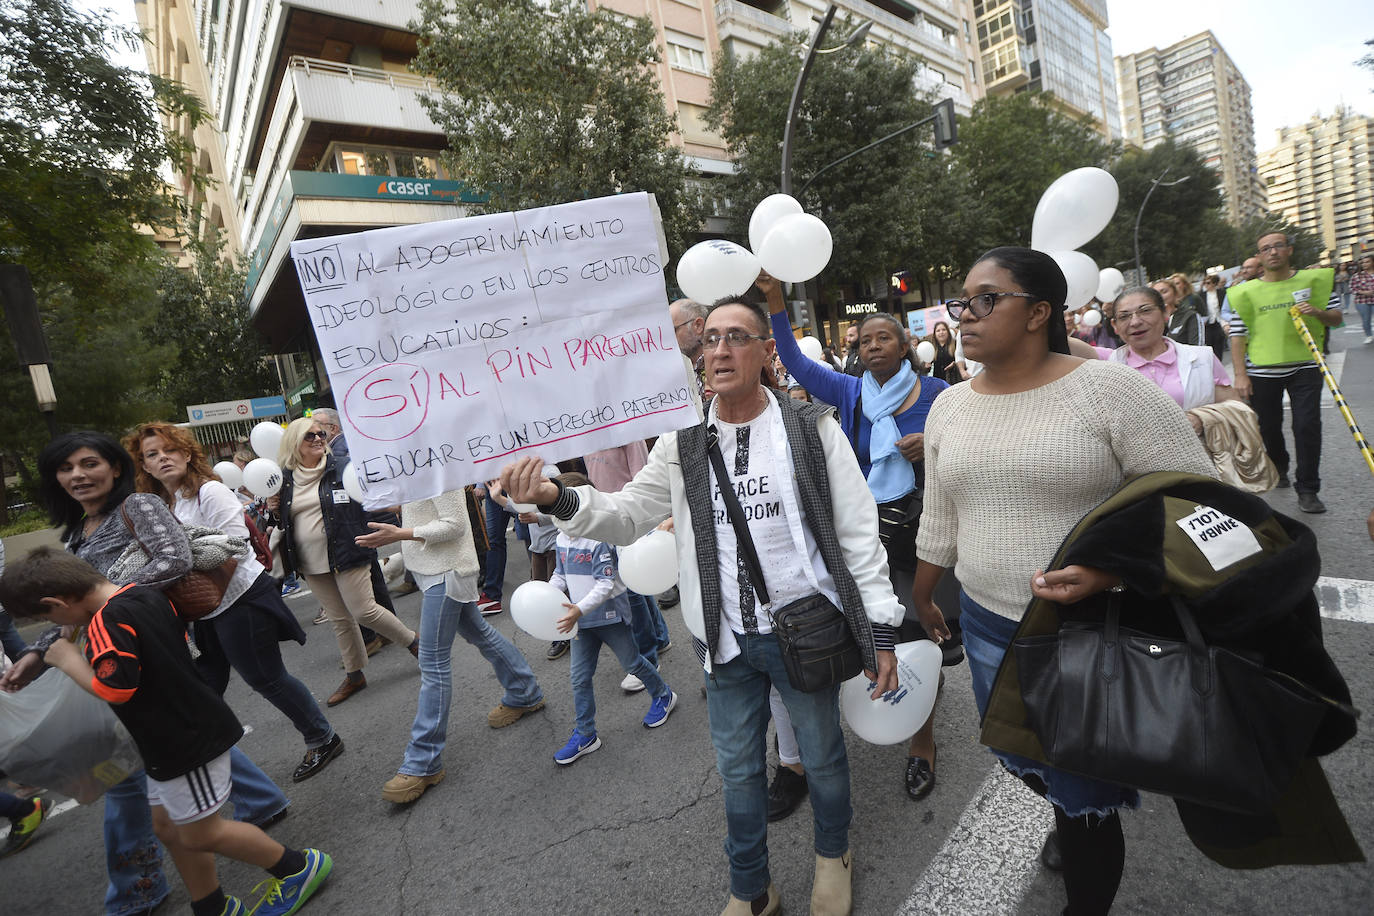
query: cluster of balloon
[
  {"left": 618, "top": 530, "right": 679, "bottom": 596},
  {"left": 510, "top": 580, "right": 576, "bottom": 641},
  {"left": 673, "top": 193, "right": 833, "bottom": 307},
  {"left": 840, "top": 640, "right": 943, "bottom": 745},
  {"left": 1030, "top": 168, "right": 1121, "bottom": 313},
  {"left": 241, "top": 421, "right": 288, "bottom": 497}
]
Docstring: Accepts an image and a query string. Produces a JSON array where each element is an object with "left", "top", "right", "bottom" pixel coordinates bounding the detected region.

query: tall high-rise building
[
  {"left": 970, "top": 0, "right": 1120, "bottom": 138},
  {"left": 1115, "top": 31, "right": 1266, "bottom": 226},
  {"left": 1257, "top": 108, "right": 1374, "bottom": 263}
]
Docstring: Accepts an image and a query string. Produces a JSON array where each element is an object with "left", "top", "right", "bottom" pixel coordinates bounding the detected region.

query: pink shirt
[
  {"left": 583, "top": 441, "right": 649, "bottom": 494},
  {"left": 1123, "top": 341, "right": 1231, "bottom": 408}
]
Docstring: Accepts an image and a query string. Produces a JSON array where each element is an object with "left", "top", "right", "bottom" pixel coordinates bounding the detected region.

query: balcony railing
[{"left": 715, "top": 0, "right": 793, "bottom": 37}]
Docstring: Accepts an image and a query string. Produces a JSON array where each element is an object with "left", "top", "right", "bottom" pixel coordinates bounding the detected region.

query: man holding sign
[{"left": 501, "top": 292, "right": 900, "bottom": 916}]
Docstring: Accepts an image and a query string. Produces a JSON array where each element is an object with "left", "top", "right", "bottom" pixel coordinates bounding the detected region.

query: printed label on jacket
[{"left": 1175, "top": 504, "right": 1262, "bottom": 571}]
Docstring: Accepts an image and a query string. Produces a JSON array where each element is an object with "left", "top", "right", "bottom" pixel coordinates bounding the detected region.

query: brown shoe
[
  {"left": 327, "top": 675, "right": 367, "bottom": 707},
  {"left": 364, "top": 636, "right": 386, "bottom": 657},
  {"left": 488, "top": 699, "right": 546, "bottom": 728},
  {"left": 720, "top": 883, "right": 780, "bottom": 916},
  {"left": 381, "top": 770, "right": 445, "bottom": 804},
  {"left": 811, "top": 850, "right": 852, "bottom": 916}
]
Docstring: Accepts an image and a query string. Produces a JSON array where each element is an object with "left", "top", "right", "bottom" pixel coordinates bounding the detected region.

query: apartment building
[
  {"left": 1116, "top": 31, "right": 1266, "bottom": 225},
  {"left": 971, "top": 0, "right": 1120, "bottom": 139},
  {"left": 1257, "top": 108, "right": 1374, "bottom": 263}
]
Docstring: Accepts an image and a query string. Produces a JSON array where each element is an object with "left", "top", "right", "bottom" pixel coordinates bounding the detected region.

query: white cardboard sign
[
  {"left": 1175, "top": 504, "right": 1262, "bottom": 571},
  {"left": 289, "top": 193, "right": 697, "bottom": 508}
]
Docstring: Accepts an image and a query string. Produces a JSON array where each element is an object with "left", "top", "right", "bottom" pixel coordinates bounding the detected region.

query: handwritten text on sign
[{"left": 290, "top": 193, "right": 696, "bottom": 508}]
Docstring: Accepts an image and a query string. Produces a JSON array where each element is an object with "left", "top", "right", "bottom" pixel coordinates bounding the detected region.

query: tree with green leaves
[
  {"left": 411, "top": 0, "right": 706, "bottom": 257},
  {"left": 706, "top": 26, "right": 938, "bottom": 295}
]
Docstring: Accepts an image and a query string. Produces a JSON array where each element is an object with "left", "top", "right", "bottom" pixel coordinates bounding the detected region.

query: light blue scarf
[{"left": 860, "top": 360, "right": 918, "bottom": 502}]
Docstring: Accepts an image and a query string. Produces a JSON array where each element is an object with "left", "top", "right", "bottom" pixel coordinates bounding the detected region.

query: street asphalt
[{"left": 3, "top": 322, "right": 1372, "bottom": 915}]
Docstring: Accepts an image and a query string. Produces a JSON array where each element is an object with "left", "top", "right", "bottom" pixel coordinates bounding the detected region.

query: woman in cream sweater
[{"left": 357, "top": 489, "right": 545, "bottom": 805}]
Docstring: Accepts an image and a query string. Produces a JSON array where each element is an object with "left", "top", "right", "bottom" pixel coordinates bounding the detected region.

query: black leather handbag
[
  {"left": 1013, "top": 594, "right": 1345, "bottom": 814},
  {"left": 707, "top": 430, "right": 862, "bottom": 693}
]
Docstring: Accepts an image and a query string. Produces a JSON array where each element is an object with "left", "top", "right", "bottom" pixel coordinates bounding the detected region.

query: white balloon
[
  {"left": 617, "top": 530, "right": 679, "bottom": 595},
  {"left": 1096, "top": 267, "right": 1126, "bottom": 303},
  {"left": 1030, "top": 167, "right": 1120, "bottom": 252},
  {"left": 249, "top": 422, "right": 285, "bottom": 461},
  {"left": 841, "top": 640, "right": 943, "bottom": 745},
  {"left": 341, "top": 462, "right": 366, "bottom": 503},
  {"left": 242, "top": 458, "right": 283, "bottom": 498},
  {"left": 1047, "top": 250, "right": 1100, "bottom": 312},
  {"left": 213, "top": 461, "right": 243, "bottom": 491},
  {"left": 915, "top": 340, "right": 937, "bottom": 364},
  {"left": 675, "top": 240, "right": 761, "bottom": 305},
  {"left": 748, "top": 193, "right": 804, "bottom": 253},
  {"left": 797, "top": 335, "right": 825, "bottom": 362},
  {"left": 1081, "top": 309, "right": 1103, "bottom": 328},
  {"left": 757, "top": 213, "right": 833, "bottom": 283},
  {"left": 510, "top": 580, "right": 576, "bottom": 641}
]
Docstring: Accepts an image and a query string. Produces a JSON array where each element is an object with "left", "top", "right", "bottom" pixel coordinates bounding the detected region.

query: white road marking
[
  {"left": 1316, "top": 576, "right": 1374, "bottom": 624},
  {"left": 0, "top": 797, "right": 79, "bottom": 841},
  {"left": 896, "top": 766, "right": 1052, "bottom": 916}
]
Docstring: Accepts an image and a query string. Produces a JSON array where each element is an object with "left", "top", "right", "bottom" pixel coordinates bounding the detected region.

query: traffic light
[
  {"left": 890, "top": 270, "right": 913, "bottom": 295},
  {"left": 933, "top": 98, "right": 957, "bottom": 150}
]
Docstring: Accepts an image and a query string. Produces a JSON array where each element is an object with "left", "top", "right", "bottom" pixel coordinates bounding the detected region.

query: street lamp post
[{"left": 1133, "top": 168, "right": 1191, "bottom": 284}]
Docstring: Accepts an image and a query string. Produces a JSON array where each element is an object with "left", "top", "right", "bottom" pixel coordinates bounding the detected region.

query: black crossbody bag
[{"left": 707, "top": 428, "right": 863, "bottom": 693}]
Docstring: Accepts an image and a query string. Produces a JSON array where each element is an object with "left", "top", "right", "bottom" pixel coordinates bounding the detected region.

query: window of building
[
  {"left": 665, "top": 30, "right": 709, "bottom": 75},
  {"left": 321, "top": 144, "right": 450, "bottom": 180}
]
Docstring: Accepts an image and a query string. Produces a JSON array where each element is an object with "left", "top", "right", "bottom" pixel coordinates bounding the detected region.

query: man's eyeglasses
[
  {"left": 703, "top": 330, "right": 770, "bottom": 348},
  {"left": 303, "top": 431, "right": 328, "bottom": 442},
  {"left": 673, "top": 319, "right": 696, "bottom": 330},
  {"left": 945, "top": 291, "right": 1036, "bottom": 321},
  {"left": 1259, "top": 243, "right": 1290, "bottom": 254},
  {"left": 1111, "top": 303, "right": 1160, "bottom": 324}
]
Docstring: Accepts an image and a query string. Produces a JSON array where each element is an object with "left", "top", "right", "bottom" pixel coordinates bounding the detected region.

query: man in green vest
[{"left": 1228, "top": 232, "right": 1343, "bottom": 513}]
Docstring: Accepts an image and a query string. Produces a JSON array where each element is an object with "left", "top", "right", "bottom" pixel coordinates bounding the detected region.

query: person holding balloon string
[
  {"left": 267, "top": 417, "right": 419, "bottom": 708},
  {"left": 127, "top": 422, "right": 344, "bottom": 783},
  {"left": 760, "top": 272, "right": 951, "bottom": 806}
]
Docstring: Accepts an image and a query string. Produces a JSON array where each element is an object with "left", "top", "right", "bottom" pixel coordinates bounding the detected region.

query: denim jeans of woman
[
  {"left": 400, "top": 584, "right": 542, "bottom": 777},
  {"left": 194, "top": 573, "right": 334, "bottom": 749},
  {"left": 705, "top": 631, "right": 851, "bottom": 901},
  {"left": 569, "top": 621, "right": 668, "bottom": 736},
  {"left": 1356, "top": 301, "right": 1373, "bottom": 337},
  {"left": 103, "top": 746, "right": 287, "bottom": 915}
]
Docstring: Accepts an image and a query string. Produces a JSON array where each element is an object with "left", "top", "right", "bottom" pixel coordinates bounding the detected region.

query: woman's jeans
[
  {"left": 400, "top": 584, "right": 542, "bottom": 777},
  {"left": 103, "top": 746, "right": 287, "bottom": 915},
  {"left": 706, "top": 631, "right": 851, "bottom": 900},
  {"left": 481, "top": 497, "right": 508, "bottom": 599},
  {"left": 1356, "top": 301, "right": 1373, "bottom": 337},
  {"left": 569, "top": 620, "right": 668, "bottom": 736},
  {"left": 194, "top": 573, "right": 334, "bottom": 749}
]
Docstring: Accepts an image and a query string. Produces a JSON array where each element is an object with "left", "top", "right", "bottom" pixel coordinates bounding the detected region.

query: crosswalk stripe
[{"left": 1316, "top": 576, "right": 1374, "bottom": 624}]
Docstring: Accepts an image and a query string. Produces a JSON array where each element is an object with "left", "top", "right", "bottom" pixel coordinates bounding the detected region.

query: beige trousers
[{"left": 303, "top": 565, "right": 416, "bottom": 674}]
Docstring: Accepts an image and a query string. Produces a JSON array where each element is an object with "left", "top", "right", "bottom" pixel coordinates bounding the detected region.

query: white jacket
[{"left": 1110, "top": 339, "right": 1219, "bottom": 410}]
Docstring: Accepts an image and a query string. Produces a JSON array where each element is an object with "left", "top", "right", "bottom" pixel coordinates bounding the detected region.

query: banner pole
[{"left": 1287, "top": 305, "right": 1374, "bottom": 476}]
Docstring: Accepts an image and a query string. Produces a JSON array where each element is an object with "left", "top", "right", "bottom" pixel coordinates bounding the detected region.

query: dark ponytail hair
[{"left": 972, "top": 247, "right": 1071, "bottom": 354}]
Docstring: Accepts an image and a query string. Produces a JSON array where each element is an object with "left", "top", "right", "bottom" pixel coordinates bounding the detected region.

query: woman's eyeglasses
[
  {"left": 945, "top": 291, "right": 1037, "bottom": 321},
  {"left": 1111, "top": 303, "right": 1160, "bottom": 325},
  {"left": 303, "top": 431, "right": 328, "bottom": 442}
]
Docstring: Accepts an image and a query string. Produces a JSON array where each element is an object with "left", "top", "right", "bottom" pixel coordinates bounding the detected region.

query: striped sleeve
[{"left": 86, "top": 609, "right": 140, "bottom": 703}]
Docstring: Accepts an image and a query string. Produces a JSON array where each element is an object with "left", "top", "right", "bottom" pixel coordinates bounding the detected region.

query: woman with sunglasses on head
[
  {"left": 269, "top": 418, "right": 418, "bottom": 707},
  {"left": 911, "top": 249, "right": 1215, "bottom": 915},
  {"left": 127, "top": 423, "right": 343, "bottom": 782},
  {"left": 762, "top": 273, "right": 951, "bottom": 804}
]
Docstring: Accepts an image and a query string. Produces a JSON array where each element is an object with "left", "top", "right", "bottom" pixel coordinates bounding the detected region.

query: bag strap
[
  {"left": 849, "top": 395, "right": 862, "bottom": 452},
  {"left": 706, "top": 426, "right": 772, "bottom": 609}
]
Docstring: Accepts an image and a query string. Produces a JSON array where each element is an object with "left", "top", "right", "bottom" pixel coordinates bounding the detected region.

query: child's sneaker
[
  {"left": 249, "top": 848, "right": 332, "bottom": 916},
  {"left": 643, "top": 690, "right": 678, "bottom": 728},
  {"left": 1, "top": 797, "right": 50, "bottom": 857},
  {"left": 553, "top": 730, "right": 601, "bottom": 765}
]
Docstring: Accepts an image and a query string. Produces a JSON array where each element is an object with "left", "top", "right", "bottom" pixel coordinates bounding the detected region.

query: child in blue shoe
[
  {"left": 0, "top": 549, "right": 332, "bottom": 916},
  {"left": 549, "top": 473, "right": 676, "bottom": 765}
]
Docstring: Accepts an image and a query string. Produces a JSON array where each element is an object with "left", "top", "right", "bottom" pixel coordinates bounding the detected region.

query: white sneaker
[
  {"left": 621, "top": 673, "right": 646, "bottom": 693},
  {"left": 1364, "top": 336, "right": 1373, "bottom": 344}
]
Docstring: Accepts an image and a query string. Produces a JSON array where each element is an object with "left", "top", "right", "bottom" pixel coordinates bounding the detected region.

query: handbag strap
[{"left": 706, "top": 426, "right": 772, "bottom": 609}]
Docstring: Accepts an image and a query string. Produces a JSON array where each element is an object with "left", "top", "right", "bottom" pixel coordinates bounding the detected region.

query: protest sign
[
  {"left": 289, "top": 193, "right": 696, "bottom": 508},
  {"left": 905, "top": 305, "right": 950, "bottom": 338}
]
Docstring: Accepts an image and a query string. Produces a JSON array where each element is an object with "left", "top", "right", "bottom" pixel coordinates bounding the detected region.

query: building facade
[
  {"left": 971, "top": 0, "right": 1119, "bottom": 138},
  {"left": 1257, "top": 108, "right": 1374, "bottom": 264},
  {"left": 1115, "top": 31, "right": 1266, "bottom": 226}
]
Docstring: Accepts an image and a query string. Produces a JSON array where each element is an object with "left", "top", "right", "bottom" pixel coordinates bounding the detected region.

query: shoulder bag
[{"left": 707, "top": 428, "right": 862, "bottom": 693}]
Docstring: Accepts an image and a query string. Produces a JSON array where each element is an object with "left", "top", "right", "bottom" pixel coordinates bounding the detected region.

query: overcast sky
[{"left": 84, "top": 0, "right": 1372, "bottom": 151}]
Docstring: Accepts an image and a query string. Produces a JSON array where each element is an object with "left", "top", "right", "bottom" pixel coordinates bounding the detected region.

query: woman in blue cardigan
[{"left": 760, "top": 274, "right": 950, "bottom": 807}]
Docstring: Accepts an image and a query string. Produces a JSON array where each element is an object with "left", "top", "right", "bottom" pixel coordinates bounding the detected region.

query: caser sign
[{"left": 376, "top": 180, "right": 434, "bottom": 197}]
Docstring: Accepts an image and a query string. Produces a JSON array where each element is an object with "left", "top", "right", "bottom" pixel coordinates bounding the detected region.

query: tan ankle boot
[
  {"left": 810, "top": 851, "right": 852, "bottom": 916},
  {"left": 721, "top": 882, "right": 781, "bottom": 916}
]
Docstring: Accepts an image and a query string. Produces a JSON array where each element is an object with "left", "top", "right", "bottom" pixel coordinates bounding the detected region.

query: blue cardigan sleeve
[{"left": 770, "top": 312, "right": 861, "bottom": 433}]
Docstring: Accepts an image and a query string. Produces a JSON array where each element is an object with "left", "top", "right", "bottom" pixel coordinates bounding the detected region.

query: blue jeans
[
  {"left": 1356, "top": 301, "right": 1373, "bottom": 336},
  {"left": 103, "top": 746, "right": 287, "bottom": 915},
  {"left": 569, "top": 621, "right": 668, "bottom": 736},
  {"left": 706, "top": 631, "right": 851, "bottom": 900},
  {"left": 481, "top": 497, "right": 508, "bottom": 599},
  {"left": 625, "top": 591, "right": 670, "bottom": 667},
  {"left": 194, "top": 573, "right": 334, "bottom": 749},
  {"left": 401, "top": 584, "right": 543, "bottom": 776},
  {"left": 959, "top": 592, "right": 1139, "bottom": 819}
]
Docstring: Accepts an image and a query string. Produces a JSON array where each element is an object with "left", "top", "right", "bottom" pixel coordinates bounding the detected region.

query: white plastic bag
[{"left": 0, "top": 668, "right": 141, "bottom": 803}]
